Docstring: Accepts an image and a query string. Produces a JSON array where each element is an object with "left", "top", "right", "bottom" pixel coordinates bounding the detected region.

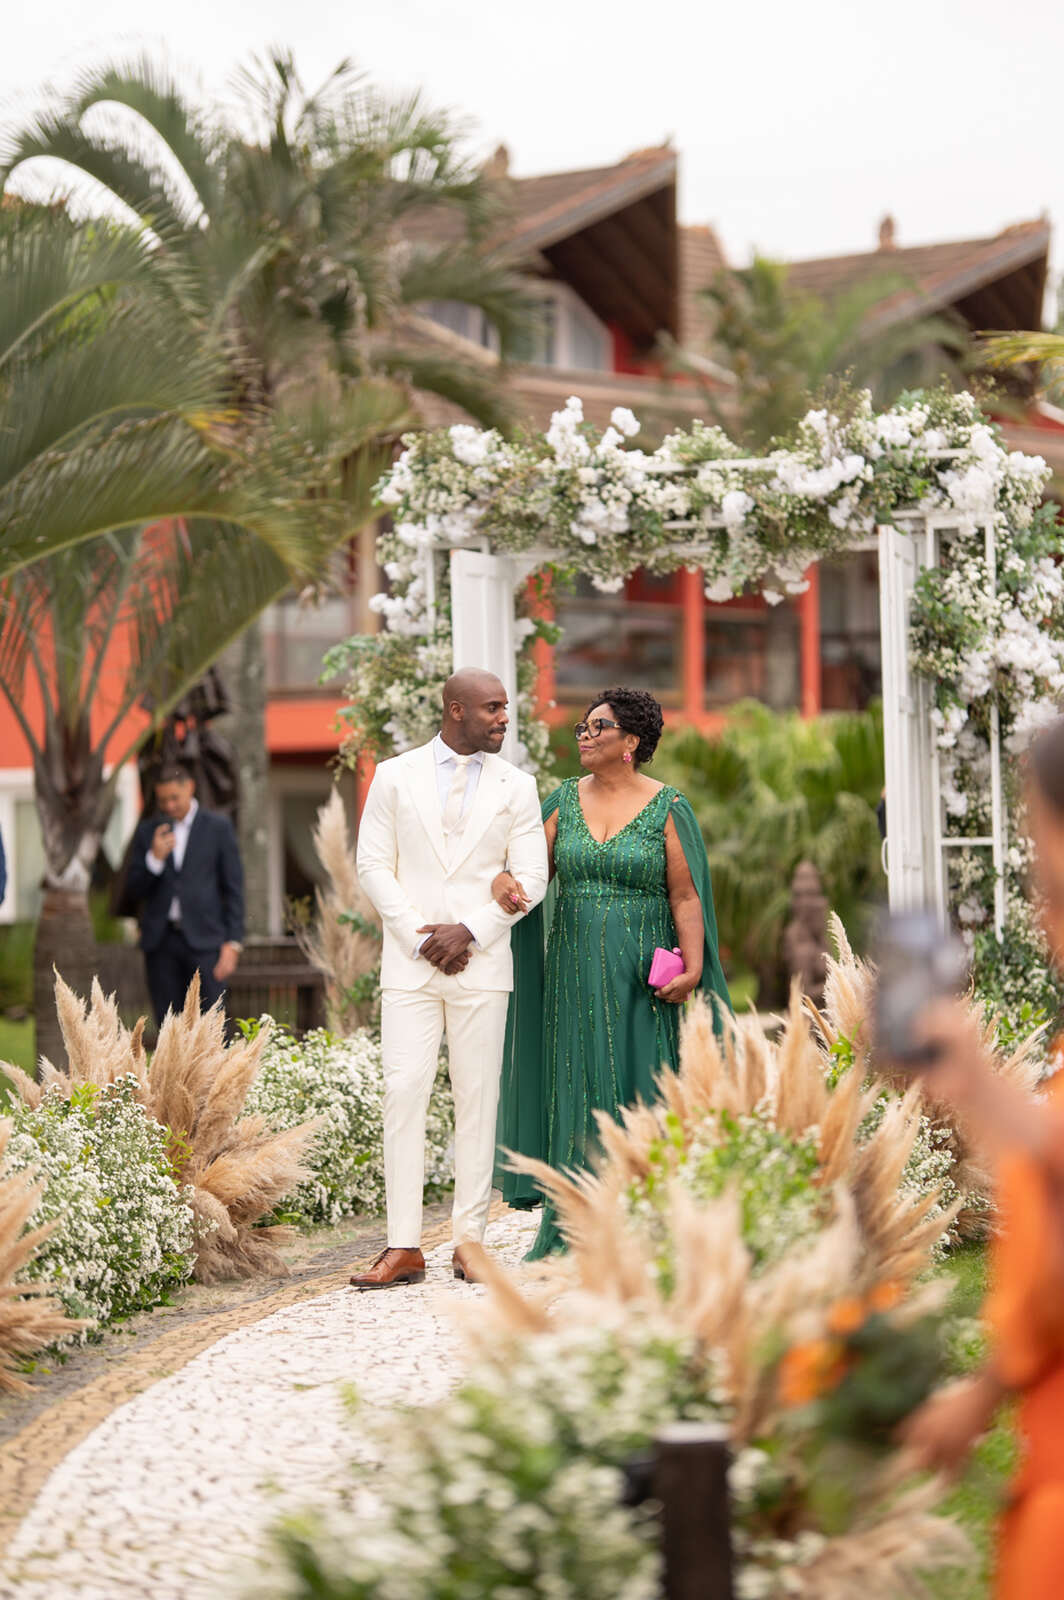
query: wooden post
[
  {"left": 680, "top": 567, "right": 704, "bottom": 723},
  {"left": 527, "top": 571, "right": 556, "bottom": 716},
  {"left": 355, "top": 752, "right": 376, "bottom": 824},
  {"left": 654, "top": 1421, "right": 734, "bottom": 1600},
  {"left": 798, "top": 562, "right": 821, "bottom": 719}
]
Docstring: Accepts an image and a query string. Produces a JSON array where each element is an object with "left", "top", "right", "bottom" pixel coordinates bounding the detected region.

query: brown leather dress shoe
[
  {"left": 349, "top": 1247, "right": 426, "bottom": 1290},
  {"left": 452, "top": 1242, "right": 487, "bottom": 1283}
]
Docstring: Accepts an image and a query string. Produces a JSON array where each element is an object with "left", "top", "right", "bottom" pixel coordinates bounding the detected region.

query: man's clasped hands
[{"left": 417, "top": 872, "right": 530, "bottom": 975}]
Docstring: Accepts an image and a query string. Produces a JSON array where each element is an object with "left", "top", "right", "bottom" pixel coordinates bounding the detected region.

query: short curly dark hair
[{"left": 585, "top": 686, "right": 665, "bottom": 767}]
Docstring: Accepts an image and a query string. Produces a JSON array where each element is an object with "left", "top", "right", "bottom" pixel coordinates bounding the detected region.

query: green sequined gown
[{"left": 509, "top": 778, "right": 731, "bottom": 1260}]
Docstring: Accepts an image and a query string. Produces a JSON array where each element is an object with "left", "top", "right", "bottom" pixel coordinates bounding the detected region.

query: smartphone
[{"left": 873, "top": 910, "right": 969, "bottom": 1068}]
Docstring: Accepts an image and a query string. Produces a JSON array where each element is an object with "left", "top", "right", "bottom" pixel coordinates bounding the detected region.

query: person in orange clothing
[{"left": 900, "top": 715, "right": 1064, "bottom": 1599}]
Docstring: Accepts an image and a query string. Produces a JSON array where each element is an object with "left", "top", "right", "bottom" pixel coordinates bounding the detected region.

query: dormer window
[
  {"left": 515, "top": 282, "right": 610, "bottom": 371},
  {"left": 423, "top": 300, "right": 501, "bottom": 353},
  {"left": 424, "top": 281, "right": 610, "bottom": 371}
]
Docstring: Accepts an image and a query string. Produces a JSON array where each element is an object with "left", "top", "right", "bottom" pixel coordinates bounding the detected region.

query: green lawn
[
  {"left": 925, "top": 1242, "right": 1016, "bottom": 1600},
  {"left": 0, "top": 1015, "right": 33, "bottom": 1100}
]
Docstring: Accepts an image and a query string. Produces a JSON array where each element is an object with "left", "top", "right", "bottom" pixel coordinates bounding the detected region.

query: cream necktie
[{"left": 442, "top": 753, "right": 473, "bottom": 839}]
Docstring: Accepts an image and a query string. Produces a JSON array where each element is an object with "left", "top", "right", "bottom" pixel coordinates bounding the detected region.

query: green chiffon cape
[{"left": 494, "top": 786, "right": 732, "bottom": 1208}]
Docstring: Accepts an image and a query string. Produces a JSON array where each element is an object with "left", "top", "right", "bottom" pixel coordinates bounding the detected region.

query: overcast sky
[{"left": 2, "top": 0, "right": 1060, "bottom": 285}]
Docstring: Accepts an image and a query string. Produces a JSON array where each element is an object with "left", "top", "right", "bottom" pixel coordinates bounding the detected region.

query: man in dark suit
[{"left": 126, "top": 763, "right": 245, "bottom": 1024}]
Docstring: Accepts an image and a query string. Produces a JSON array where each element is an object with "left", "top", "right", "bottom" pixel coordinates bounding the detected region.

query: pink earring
[{"left": 623, "top": 751, "right": 633, "bottom": 764}]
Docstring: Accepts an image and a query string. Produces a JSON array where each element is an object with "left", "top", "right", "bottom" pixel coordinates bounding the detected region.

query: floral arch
[{"left": 329, "top": 390, "right": 1064, "bottom": 956}]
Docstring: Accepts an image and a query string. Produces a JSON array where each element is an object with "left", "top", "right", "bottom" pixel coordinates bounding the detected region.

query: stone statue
[{"left": 781, "top": 859, "right": 830, "bottom": 1008}]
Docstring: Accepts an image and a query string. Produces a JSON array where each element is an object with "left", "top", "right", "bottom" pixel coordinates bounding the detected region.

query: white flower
[
  {"left": 875, "top": 412, "right": 913, "bottom": 448},
  {"left": 448, "top": 423, "right": 494, "bottom": 467},
  {"left": 721, "top": 489, "right": 755, "bottom": 529},
  {"left": 546, "top": 398, "right": 591, "bottom": 466},
  {"left": 704, "top": 575, "right": 738, "bottom": 602},
  {"left": 610, "top": 406, "right": 640, "bottom": 438}
]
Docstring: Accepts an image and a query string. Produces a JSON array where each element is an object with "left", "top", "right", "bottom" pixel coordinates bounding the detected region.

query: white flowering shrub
[
  {"left": 244, "top": 1024, "right": 454, "bottom": 1224},
  {"left": 627, "top": 1109, "right": 829, "bottom": 1291},
  {"left": 858, "top": 1096, "right": 961, "bottom": 1255},
  {"left": 264, "top": 1322, "right": 726, "bottom": 1600},
  {"left": 3, "top": 1077, "right": 195, "bottom": 1332}
]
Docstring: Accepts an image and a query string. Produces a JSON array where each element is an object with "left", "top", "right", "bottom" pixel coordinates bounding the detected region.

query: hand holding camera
[
  {"left": 874, "top": 911, "right": 996, "bottom": 1119},
  {"left": 874, "top": 911, "right": 969, "bottom": 1068}
]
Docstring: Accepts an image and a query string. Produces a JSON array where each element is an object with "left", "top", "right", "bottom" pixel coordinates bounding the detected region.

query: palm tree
[
  {"left": 1, "top": 52, "right": 528, "bottom": 428},
  {"left": 670, "top": 256, "right": 969, "bottom": 449},
  {"left": 978, "top": 328, "right": 1064, "bottom": 417},
  {"left": 0, "top": 203, "right": 411, "bottom": 1063},
  {"left": 2, "top": 52, "right": 530, "bottom": 930},
  {"left": 0, "top": 205, "right": 286, "bottom": 581}
]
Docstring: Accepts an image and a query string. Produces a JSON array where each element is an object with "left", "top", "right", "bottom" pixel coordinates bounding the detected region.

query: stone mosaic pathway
[{"left": 0, "top": 1208, "right": 539, "bottom": 1600}]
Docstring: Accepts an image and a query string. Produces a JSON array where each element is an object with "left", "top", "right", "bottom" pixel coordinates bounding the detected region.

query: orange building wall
[{"left": 0, "top": 619, "right": 150, "bottom": 773}]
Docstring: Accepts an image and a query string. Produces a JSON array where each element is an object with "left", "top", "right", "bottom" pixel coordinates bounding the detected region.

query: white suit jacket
[{"left": 356, "top": 741, "right": 549, "bottom": 992}]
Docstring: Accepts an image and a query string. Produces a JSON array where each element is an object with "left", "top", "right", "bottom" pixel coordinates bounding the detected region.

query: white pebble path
[{"left": 0, "top": 1208, "right": 540, "bottom": 1600}]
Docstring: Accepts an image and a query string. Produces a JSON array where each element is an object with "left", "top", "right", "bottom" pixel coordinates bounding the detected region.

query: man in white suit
[{"left": 351, "top": 668, "right": 549, "bottom": 1289}]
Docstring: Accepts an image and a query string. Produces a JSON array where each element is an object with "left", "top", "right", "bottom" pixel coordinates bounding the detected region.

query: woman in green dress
[{"left": 493, "top": 686, "right": 732, "bottom": 1258}]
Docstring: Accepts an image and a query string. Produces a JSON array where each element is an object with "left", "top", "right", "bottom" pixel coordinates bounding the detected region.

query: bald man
[{"left": 352, "top": 670, "right": 549, "bottom": 1289}]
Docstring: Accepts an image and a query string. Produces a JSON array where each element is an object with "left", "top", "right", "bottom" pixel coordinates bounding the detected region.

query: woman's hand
[
  {"left": 896, "top": 1369, "right": 1003, "bottom": 1478},
  {"left": 491, "top": 871, "right": 530, "bottom": 915},
  {"left": 655, "top": 969, "right": 702, "bottom": 1005}
]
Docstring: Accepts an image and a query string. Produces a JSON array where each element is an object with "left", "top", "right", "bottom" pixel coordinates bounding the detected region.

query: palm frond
[
  {"left": 977, "top": 330, "right": 1064, "bottom": 370},
  {"left": 397, "top": 247, "right": 536, "bottom": 357},
  {"left": 371, "top": 345, "right": 514, "bottom": 432},
  {"left": 69, "top": 57, "right": 220, "bottom": 222},
  {"left": 0, "top": 209, "right": 155, "bottom": 372},
  {"left": 2, "top": 108, "right": 194, "bottom": 245}
]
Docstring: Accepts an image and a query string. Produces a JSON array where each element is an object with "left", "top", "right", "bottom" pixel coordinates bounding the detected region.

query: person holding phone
[
  {"left": 896, "top": 714, "right": 1064, "bottom": 1600},
  {"left": 125, "top": 762, "right": 245, "bottom": 1025}
]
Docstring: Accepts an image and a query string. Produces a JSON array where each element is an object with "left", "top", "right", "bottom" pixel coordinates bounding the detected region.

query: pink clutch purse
[{"left": 648, "top": 946, "right": 684, "bottom": 988}]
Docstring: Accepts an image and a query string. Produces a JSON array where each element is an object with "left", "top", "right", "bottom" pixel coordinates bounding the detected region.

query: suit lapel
[
  {"left": 447, "top": 756, "right": 508, "bottom": 876},
  {"left": 407, "top": 744, "right": 449, "bottom": 870}
]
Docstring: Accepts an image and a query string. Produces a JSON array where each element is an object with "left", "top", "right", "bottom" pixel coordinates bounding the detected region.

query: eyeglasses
[{"left": 574, "top": 717, "right": 622, "bottom": 740}]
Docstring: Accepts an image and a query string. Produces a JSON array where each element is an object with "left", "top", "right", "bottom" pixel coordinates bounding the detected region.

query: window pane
[
  {"left": 819, "top": 553, "right": 882, "bottom": 710},
  {"left": 264, "top": 592, "right": 355, "bottom": 691},
  {"left": 568, "top": 300, "right": 608, "bottom": 370},
  {"left": 704, "top": 606, "right": 800, "bottom": 710},
  {"left": 512, "top": 298, "right": 556, "bottom": 366},
  {"left": 555, "top": 583, "right": 680, "bottom": 700},
  {"left": 424, "top": 300, "right": 474, "bottom": 340}
]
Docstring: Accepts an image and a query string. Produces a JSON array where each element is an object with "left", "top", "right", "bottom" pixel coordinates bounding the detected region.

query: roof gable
[{"left": 788, "top": 219, "right": 1049, "bottom": 332}]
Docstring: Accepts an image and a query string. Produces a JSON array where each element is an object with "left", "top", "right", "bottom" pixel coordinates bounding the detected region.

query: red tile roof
[
  {"left": 676, "top": 217, "right": 1050, "bottom": 357},
  {"left": 788, "top": 219, "right": 1049, "bottom": 330},
  {"left": 500, "top": 147, "right": 678, "bottom": 255}
]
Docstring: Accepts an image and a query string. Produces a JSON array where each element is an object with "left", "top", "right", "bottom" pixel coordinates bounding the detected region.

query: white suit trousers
[{"left": 380, "top": 970, "right": 510, "bottom": 1248}]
